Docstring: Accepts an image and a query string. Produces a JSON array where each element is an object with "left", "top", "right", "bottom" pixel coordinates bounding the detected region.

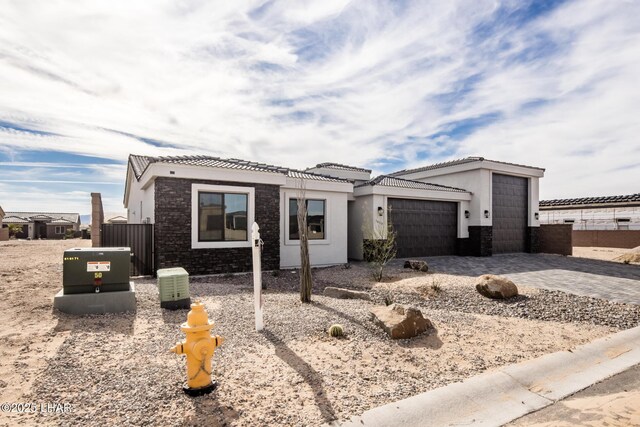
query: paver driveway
[{"left": 401, "top": 253, "right": 640, "bottom": 305}]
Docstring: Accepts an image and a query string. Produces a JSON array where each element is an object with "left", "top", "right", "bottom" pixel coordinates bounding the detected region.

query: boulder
[
  {"left": 323, "top": 286, "right": 371, "bottom": 301},
  {"left": 370, "top": 304, "right": 433, "bottom": 339},
  {"left": 475, "top": 274, "right": 518, "bottom": 299},
  {"left": 403, "top": 260, "right": 429, "bottom": 272}
]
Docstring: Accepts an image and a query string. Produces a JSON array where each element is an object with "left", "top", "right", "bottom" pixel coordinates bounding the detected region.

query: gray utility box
[
  {"left": 157, "top": 267, "right": 191, "bottom": 310},
  {"left": 63, "top": 247, "right": 131, "bottom": 294}
]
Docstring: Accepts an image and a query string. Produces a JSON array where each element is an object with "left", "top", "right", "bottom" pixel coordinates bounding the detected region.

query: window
[
  {"left": 289, "top": 199, "right": 325, "bottom": 240},
  {"left": 191, "top": 184, "right": 254, "bottom": 249},
  {"left": 616, "top": 218, "right": 631, "bottom": 230},
  {"left": 199, "top": 192, "right": 248, "bottom": 242},
  {"left": 563, "top": 219, "right": 575, "bottom": 224},
  {"left": 55, "top": 226, "right": 65, "bottom": 234}
]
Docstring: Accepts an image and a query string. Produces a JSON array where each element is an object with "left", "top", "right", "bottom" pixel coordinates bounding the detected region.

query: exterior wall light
[
  {"left": 464, "top": 210, "right": 470, "bottom": 219},
  {"left": 377, "top": 207, "right": 384, "bottom": 216},
  {"left": 534, "top": 212, "right": 539, "bottom": 220},
  {"left": 484, "top": 210, "right": 490, "bottom": 218}
]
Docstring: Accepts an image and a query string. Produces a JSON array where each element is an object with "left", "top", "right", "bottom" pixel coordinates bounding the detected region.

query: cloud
[{"left": 0, "top": 0, "right": 638, "bottom": 207}]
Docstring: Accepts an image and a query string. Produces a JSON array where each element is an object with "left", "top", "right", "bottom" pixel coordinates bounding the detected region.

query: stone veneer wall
[
  {"left": 466, "top": 226, "right": 493, "bottom": 256},
  {"left": 154, "top": 177, "right": 280, "bottom": 274},
  {"left": 526, "top": 227, "right": 540, "bottom": 253}
]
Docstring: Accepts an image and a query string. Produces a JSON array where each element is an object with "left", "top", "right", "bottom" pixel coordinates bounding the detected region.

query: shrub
[
  {"left": 430, "top": 277, "right": 442, "bottom": 293},
  {"left": 8, "top": 224, "right": 22, "bottom": 238},
  {"left": 384, "top": 292, "right": 394, "bottom": 306}
]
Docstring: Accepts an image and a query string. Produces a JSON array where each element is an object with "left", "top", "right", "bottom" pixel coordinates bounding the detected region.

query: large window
[
  {"left": 55, "top": 226, "right": 65, "bottom": 234},
  {"left": 289, "top": 199, "right": 325, "bottom": 240},
  {"left": 199, "top": 192, "right": 248, "bottom": 242}
]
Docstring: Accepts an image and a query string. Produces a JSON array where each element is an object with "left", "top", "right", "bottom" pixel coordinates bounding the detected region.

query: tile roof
[
  {"left": 3, "top": 215, "right": 30, "bottom": 223},
  {"left": 390, "top": 156, "right": 545, "bottom": 176},
  {"left": 4, "top": 212, "right": 80, "bottom": 223},
  {"left": 311, "top": 163, "right": 372, "bottom": 173},
  {"left": 128, "top": 154, "right": 350, "bottom": 183},
  {"left": 50, "top": 218, "right": 76, "bottom": 225},
  {"left": 355, "top": 175, "right": 468, "bottom": 193},
  {"left": 540, "top": 193, "right": 640, "bottom": 208}
]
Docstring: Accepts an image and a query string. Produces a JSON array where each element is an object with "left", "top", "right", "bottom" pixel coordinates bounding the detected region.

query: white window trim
[
  {"left": 55, "top": 226, "right": 65, "bottom": 234},
  {"left": 284, "top": 193, "right": 330, "bottom": 246},
  {"left": 191, "top": 183, "right": 254, "bottom": 249}
]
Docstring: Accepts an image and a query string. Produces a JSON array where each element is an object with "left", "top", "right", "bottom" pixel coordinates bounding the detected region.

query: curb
[{"left": 332, "top": 325, "right": 640, "bottom": 427}]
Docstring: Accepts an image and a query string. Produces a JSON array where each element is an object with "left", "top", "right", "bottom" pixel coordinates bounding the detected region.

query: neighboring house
[
  {"left": 124, "top": 155, "right": 545, "bottom": 274},
  {"left": 106, "top": 215, "right": 128, "bottom": 224},
  {"left": 0, "top": 205, "right": 7, "bottom": 241},
  {"left": 540, "top": 194, "right": 640, "bottom": 230},
  {"left": 2, "top": 212, "right": 80, "bottom": 239}
]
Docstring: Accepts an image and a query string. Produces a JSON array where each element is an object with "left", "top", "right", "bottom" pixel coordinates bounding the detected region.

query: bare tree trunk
[{"left": 297, "top": 181, "right": 312, "bottom": 303}]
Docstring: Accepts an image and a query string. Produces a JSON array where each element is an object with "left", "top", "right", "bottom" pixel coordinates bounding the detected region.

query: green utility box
[
  {"left": 63, "top": 247, "right": 131, "bottom": 294},
  {"left": 157, "top": 267, "right": 191, "bottom": 310}
]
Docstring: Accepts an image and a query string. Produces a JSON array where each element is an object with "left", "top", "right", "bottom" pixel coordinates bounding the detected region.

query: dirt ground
[
  {"left": 508, "top": 364, "right": 640, "bottom": 426},
  {"left": 0, "top": 240, "right": 632, "bottom": 426},
  {"left": 572, "top": 246, "right": 640, "bottom": 263},
  {"left": 0, "top": 240, "right": 90, "bottom": 404}
]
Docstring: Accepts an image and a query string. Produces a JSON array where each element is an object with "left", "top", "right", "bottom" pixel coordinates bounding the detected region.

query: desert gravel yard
[{"left": 1, "top": 240, "right": 639, "bottom": 426}]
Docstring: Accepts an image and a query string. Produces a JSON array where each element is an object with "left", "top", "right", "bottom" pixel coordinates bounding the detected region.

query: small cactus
[{"left": 328, "top": 324, "right": 344, "bottom": 337}]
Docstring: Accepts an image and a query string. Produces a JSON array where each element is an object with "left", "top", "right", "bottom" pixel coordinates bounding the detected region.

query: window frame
[
  {"left": 284, "top": 194, "right": 330, "bottom": 246},
  {"left": 197, "top": 192, "right": 248, "bottom": 243},
  {"left": 191, "top": 184, "right": 254, "bottom": 249},
  {"left": 55, "top": 225, "right": 65, "bottom": 234}
]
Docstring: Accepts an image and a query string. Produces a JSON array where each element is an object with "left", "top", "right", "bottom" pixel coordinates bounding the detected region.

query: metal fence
[{"left": 101, "top": 223, "right": 154, "bottom": 276}]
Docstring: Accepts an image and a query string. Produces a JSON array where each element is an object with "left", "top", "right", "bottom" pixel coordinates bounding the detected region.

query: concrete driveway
[{"left": 406, "top": 253, "right": 640, "bottom": 305}]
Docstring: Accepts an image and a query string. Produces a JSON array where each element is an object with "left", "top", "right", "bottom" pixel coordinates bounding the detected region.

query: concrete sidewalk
[{"left": 333, "top": 325, "right": 640, "bottom": 427}]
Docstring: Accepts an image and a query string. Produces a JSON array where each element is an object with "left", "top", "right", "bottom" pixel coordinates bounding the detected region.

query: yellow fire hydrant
[{"left": 170, "top": 301, "right": 224, "bottom": 396}]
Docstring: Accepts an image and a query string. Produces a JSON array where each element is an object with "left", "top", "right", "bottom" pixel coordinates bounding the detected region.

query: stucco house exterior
[
  {"left": 2, "top": 212, "right": 80, "bottom": 239},
  {"left": 0, "top": 205, "right": 7, "bottom": 241},
  {"left": 125, "top": 155, "right": 352, "bottom": 274},
  {"left": 386, "top": 157, "right": 545, "bottom": 256},
  {"left": 124, "top": 155, "right": 544, "bottom": 274},
  {"left": 539, "top": 193, "right": 640, "bottom": 230}
]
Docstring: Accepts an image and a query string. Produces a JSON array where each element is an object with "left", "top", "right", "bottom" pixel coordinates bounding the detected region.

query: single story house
[
  {"left": 124, "top": 154, "right": 545, "bottom": 274},
  {"left": 540, "top": 193, "right": 640, "bottom": 230},
  {"left": 2, "top": 212, "right": 81, "bottom": 239},
  {"left": 106, "top": 215, "right": 128, "bottom": 224},
  {"left": 125, "top": 155, "right": 352, "bottom": 275},
  {"left": 0, "top": 205, "right": 7, "bottom": 241}
]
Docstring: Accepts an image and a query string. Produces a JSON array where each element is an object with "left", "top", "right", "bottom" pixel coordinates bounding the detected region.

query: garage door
[
  {"left": 492, "top": 174, "right": 528, "bottom": 254},
  {"left": 388, "top": 198, "right": 458, "bottom": 257}
]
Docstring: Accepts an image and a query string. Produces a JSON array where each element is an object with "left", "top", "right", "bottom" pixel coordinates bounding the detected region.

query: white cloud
[{"left": 0, "top": 0, "right": 638, "bottom": 204}]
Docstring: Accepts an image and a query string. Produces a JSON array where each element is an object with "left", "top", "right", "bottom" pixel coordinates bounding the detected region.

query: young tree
[
  {"left": 8, "top": 224, "right": 22, "bottom": 238},
  {"left": 362, "top": 206, "right": 397, "bottom": 282},
  {"left": 296, "top": 180, "right": 313, "bottom": 303}
]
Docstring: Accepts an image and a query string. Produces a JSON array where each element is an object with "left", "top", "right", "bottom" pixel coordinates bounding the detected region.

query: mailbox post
[{"left": 251, "top": 222, "right": 264, "bottom": 331}]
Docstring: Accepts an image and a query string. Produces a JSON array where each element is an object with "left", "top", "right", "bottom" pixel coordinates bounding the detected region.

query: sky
[{"left": 1, "top": 0, "right": 639, "bottom": 215}]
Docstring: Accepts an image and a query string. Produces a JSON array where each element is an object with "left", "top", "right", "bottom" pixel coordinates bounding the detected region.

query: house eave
[
  {"left": 395, "top": 160, "right": 545, "bottom": 180},
  {"left": 353, "top": 185, "right": 472, "bottom": 201}
]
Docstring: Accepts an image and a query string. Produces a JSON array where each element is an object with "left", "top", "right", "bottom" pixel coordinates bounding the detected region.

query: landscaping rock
[
  {"left": 475, "top": 274, "right": 518, "bottom": 299},
  {"left": 323, "top": 286, "right": 371, "bottom": 300},
  {"left": 403, "top": 260, "right": 429, "bottom": 272},
  {"left": 370, "top": 304, "right": 433, "bottom": 339}
]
